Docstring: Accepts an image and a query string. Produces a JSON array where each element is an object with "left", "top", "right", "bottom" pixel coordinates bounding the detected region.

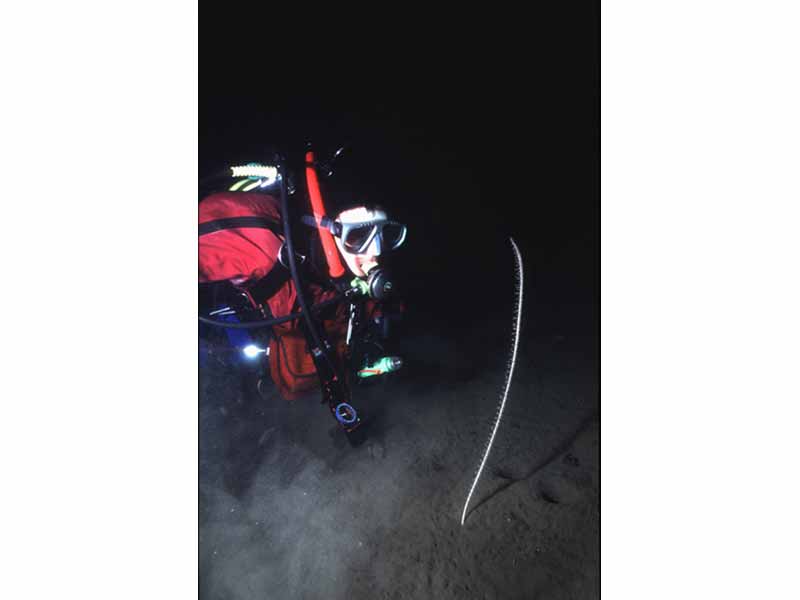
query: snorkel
[{"left": 305, "top": 151, "right": 347, "bottom": 280}]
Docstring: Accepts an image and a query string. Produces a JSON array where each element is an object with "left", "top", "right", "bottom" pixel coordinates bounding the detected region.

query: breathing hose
[
  {"left": 198, "top": 293, "right": 347, "bottom": 330},
  {"left": 277, "top": 157, "right": 340, "bottom": 376}
]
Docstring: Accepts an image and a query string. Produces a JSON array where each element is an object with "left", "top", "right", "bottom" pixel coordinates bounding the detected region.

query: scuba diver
[{"left": 198, "top": 147, "right": 406, "bottom": 446}]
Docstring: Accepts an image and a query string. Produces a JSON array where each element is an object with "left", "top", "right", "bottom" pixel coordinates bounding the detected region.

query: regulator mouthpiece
[
  {"left": 350, "top": 268, "right": 394, "bottom": 300},
  {"left": 367, "top": 268, "right": 394, "bottom": 300}
]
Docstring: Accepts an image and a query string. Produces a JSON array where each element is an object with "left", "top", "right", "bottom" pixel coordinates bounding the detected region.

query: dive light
[
  {"left": 357, "top": 356, "right": 403, "bottom": 378},
  {"left": 242, "top": 344, "right": 268, "bottom": 359}
]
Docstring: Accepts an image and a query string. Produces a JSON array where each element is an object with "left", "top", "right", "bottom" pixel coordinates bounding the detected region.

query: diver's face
[{"left": 335, "top": 206, "right": 384, "bottom": 278}]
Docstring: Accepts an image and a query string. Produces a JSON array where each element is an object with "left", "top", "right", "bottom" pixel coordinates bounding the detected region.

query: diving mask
[{"left": 333, "top": 210, "right": 407, "bottom": 256}]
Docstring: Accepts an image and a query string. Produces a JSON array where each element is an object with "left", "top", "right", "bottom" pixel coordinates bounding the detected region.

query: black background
[{"left": 200, "top": 9, "right": 598, "bottom": 339}]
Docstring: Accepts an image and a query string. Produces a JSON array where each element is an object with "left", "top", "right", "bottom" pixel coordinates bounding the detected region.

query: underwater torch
[{"left": 357, "top": 356, "right": 403, "bottom": 378}]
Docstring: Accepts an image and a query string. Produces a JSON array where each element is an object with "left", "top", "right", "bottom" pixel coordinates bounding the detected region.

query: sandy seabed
[{"left": 199, "top": 315, "right": 598, "bottom": 600}]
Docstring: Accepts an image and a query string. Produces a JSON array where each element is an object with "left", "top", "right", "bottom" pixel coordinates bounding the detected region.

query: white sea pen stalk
[{"left": 460, "top": 237, "right": 524, "bottom": 526}]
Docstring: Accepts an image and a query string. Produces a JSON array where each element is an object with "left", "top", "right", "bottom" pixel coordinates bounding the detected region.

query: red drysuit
[{"left": 199, "top": 191, "right": 347, "bottom": 400}]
